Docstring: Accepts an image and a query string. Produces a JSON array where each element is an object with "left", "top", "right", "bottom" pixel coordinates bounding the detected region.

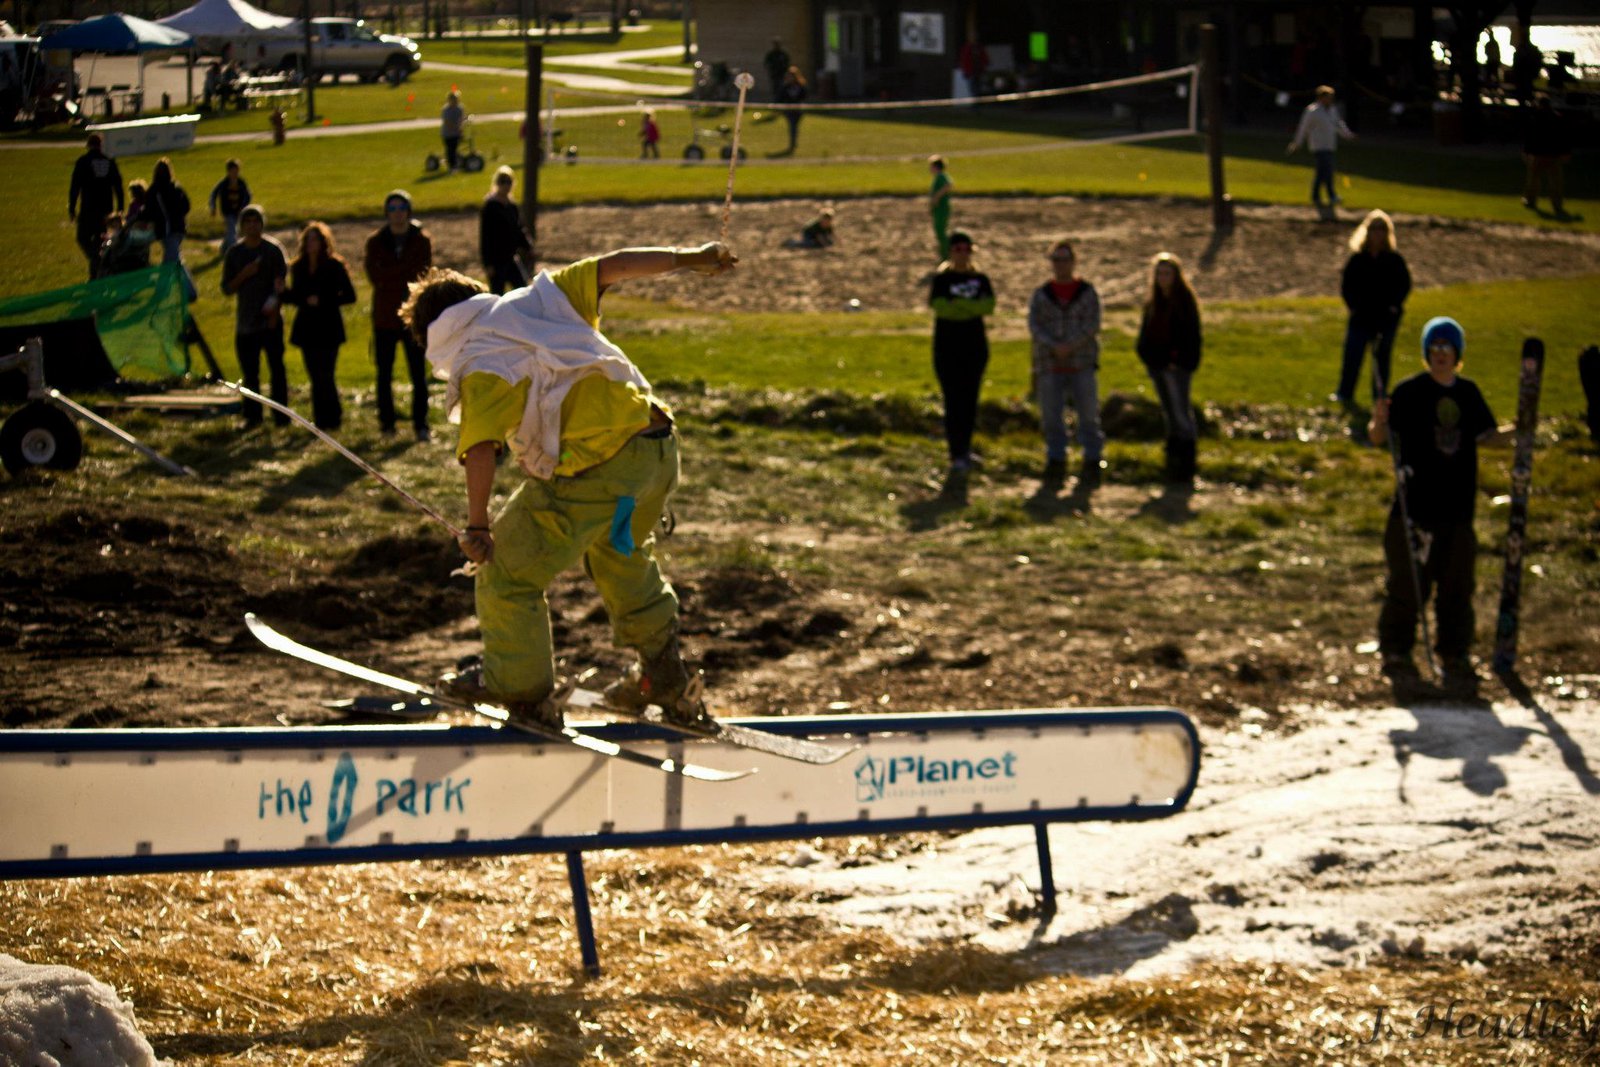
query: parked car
[{"left": 251, "top": 18, "right": 420, "bottom": 83}]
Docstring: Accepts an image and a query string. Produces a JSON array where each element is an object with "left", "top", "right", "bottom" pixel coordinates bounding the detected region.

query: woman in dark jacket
[
  {"left": 479, "top": 166, "right": 533, "bottom": 294},
  {"left": 1136, "top": 252, "right": 1203, "bottom": 485},
  {"left": 148, "top": 158, "right": 195, "bottom": 299},
  {"left": 282, "top": 221, "right": 357, "bottom": 430},
  {"left": 1336, "top": 209, "right": 1411, "bottom": 405}
]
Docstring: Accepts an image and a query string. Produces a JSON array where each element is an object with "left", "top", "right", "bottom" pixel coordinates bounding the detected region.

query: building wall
[{"left": 695, "top": 0, "right": 812, "bottom": 95}]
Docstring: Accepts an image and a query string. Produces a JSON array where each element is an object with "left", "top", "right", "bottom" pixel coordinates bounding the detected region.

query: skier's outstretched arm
[{"left": 596, "top": 243, "right": 736, "bottom": 292}]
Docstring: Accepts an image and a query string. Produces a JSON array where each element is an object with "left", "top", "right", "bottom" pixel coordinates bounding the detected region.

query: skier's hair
[
  {"left": 402, "top": 267, "right": 487, "bottom": 345},
  {"left": 1348, "top": 209, "right": 1396, "bottom": 253}
]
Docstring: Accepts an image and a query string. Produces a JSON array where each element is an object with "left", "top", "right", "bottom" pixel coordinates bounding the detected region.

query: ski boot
[
  {"left": 437, "top": 662, "right": 568, "bottom": 732},
  {"left": 604, "top": 629, "right": 715, "bottom": 730}
]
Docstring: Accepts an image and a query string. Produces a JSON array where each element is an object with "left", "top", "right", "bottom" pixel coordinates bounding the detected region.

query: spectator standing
[
  {"left": 777, "top": 66, "right": 807, "bottom": 154},
  {"left": 1335, "top": 209, "right": 1411, "bottom": 406},
  {"left": 282, "top": 221, "right": 357, "bottom": 431},
  {"left": 202, "top": 61, "right": 222, "bottom": 111},
  {"left": 927, "top": 230, "right": 994, "bottom": 475},
  {"left": 440, "top": 91, "right": 466, "bottom": 171},
  {"left": 221, "top": 205, "right": 290, "bottom": 429},
  {"left": 68, "top": 133, "right": 124, "bottom": 280},
  {"left": 1028, "top": 237, "right": 1105, "bottom": 485},
  {"left": 763, "top": 38, "right": 790, "bottom": 101},
  {"left": 639, "top": 109, "right": 660, "bottom": 158},
  {"left": 1369, "top": 317, "right": 1513, "bottom": 697},
  {"left": 146, "top": 158, "right": 192, "bottom": 283},
  {"left": 1135, "top": 252, "right": 1203, "bottom": 486},
  {"left": 363, "top": 189, "right": 435, "bottom": 440},
  {"left": 401, "top": 242, "right": 737, "bottom": 730},
  {"left": 928, "top": 155, "right": 953, "bottom": 259},
  {"left": 957, "top": 33, "right": 989, "bottom": 97},
  {"left": 209, "top": 159, "right": 252, "bottom": 256},
  {"left": 1521, "top": 95, "right": 1571, "bottom": 218},
  {"left": 1287, "top": 85, "right": 1355, "bottom": 219},
  {"left": 479, "top": 166, "right": 533, "bottom": 295}
]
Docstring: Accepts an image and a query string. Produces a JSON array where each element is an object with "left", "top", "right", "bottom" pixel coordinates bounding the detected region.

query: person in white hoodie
[
  {"left": 401, "top": 242, "right": 736, "bottom": 730},
  {"left": 1287, "top": 85, "right": 1355, "bottom": 218}
]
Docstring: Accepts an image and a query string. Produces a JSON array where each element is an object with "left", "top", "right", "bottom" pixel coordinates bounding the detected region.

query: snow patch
[
  {"left": 774, "top": 697, "right": 1600, "bottom": 980},
  {"left": 0, "top": 954, "right": 167, "bottom": 1067}
]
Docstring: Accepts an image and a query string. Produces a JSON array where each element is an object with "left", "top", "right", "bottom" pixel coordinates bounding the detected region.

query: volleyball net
[{"left": 533, "top": 64, "right": 1199, "bottom": 166}]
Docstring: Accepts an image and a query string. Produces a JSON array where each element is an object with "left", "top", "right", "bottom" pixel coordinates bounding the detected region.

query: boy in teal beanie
[{"left": 1369, "top": 317, "right": 1513, "bottom": 697}]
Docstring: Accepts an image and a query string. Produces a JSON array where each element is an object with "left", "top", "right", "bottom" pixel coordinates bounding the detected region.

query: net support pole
[
  {"left": 1200, "top": 23, "right": 1233, "bottom": 231},
  {"left": 522, "top": 43, "right": 542, "bottom": 255}
]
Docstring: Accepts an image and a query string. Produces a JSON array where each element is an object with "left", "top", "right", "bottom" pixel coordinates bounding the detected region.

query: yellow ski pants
[{"left": 478, "top": 431, "right": 680, "bottom": 703}]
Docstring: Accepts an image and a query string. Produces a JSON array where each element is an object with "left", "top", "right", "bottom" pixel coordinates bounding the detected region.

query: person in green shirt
[
  {"left": 928, "top": 155, "right": 953, "bottom": 260},
  {"left": 401, "top": 242, "right": 736, "bottom": 730}
]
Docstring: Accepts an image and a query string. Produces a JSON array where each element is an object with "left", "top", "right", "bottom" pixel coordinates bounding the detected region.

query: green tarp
[{"left": 0, "top": 264, "right": 188, "bottom": 379}]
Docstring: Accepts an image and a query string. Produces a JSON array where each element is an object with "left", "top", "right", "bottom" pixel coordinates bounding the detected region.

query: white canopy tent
[{"left": 156, "top": 0, "right": 297, "bottom": 53}]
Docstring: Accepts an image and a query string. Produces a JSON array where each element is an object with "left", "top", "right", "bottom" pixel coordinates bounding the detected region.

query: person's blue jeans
[
  {"left": 1037, "top": 367, "right": 1103, "bottom": 464},
  {"left": 236, "top": 325, "right": 288, "bottom": 427},
  {"left": 220, "top": 213, "right": 239, "bottom": 255},
  {"left": 1338, "top": 317, "right": 1398, "bottom": 401},
  {"left": 1312, "top": 150, "right": 1337, "bottom": 206},
  {"left": 1150, "top": 365, "right": 1196, "bottom": 441}
]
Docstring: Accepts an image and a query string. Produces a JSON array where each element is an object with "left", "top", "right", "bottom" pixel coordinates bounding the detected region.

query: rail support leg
[
  {"left": 565, "top": 850, "right": 602, "bottom": 977},
  {"left": 1034, "top": 823, "right": 1058, "bottom": 918}
]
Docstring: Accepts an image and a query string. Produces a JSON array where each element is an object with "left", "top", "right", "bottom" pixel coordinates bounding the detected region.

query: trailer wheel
[
  {"left": 683, "top": 143, "right": 705, "bottom": 160},
  {"left": 1, "top": 401, "right": 83, "bottom": 476}
]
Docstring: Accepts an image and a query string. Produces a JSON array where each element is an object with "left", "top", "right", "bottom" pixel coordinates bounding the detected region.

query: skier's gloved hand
[
  {"left": 677, "top": 242, "right": 737, "bottom": 275},
  {"left": 458, "top": 527, "right": 494, "bottom": 565}
]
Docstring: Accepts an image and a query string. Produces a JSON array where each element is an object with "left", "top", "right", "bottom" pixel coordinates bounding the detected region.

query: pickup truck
[{"left": 251, "top": 18, "right": 421, "bottom": 83}]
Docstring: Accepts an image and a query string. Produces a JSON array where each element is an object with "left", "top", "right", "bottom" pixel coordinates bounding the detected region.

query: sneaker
[
  {"left": 1079, "top": 459, "right": 1104, "bottom": 487},
  {"left": 414, "top": 424, "right": 432, "bottom": 443},
  {"left": 604, "top": 629, "right": 714, "bottom": 729}
]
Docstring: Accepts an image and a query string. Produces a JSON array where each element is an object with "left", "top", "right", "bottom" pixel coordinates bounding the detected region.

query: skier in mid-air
[
  {"left": 1368, "top": 317, "right": 1513, "bottom": 697},
  {"left": 400, "top": 242, "right": 736, "bottom": 731}
]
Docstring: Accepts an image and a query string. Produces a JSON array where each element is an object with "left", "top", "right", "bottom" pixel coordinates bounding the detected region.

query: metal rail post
[{"left": 565, "top": 851, "right": 602, "bottom": 977}]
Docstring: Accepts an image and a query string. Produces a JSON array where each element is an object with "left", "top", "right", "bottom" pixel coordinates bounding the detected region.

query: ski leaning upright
[
  {"left": 1491, "top": 338, "right": 1545, "bottom": 676},
  {"left": 244, "top": 615, "right": 751, "bottom": 783}
]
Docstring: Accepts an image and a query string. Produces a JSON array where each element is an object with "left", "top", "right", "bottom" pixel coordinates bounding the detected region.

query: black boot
[{"left": 1175, "top": 438, "right": 1197, "bottom": 485}]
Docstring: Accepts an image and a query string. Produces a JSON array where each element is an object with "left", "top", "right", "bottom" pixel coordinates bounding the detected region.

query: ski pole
[
  {"left": 718, "top": 71, "right": 756, "bottom": 247},
  {"left": 1372, "top": 357, "right": 1438, "bottom": 682},
  {"left": 218, "top": 380, "right": 463, "bottom": 539}
]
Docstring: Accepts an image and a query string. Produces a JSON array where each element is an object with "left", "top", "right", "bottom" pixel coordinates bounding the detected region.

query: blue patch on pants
[{"left": 609, "top": 495, "right": 637, "bottom": 555}]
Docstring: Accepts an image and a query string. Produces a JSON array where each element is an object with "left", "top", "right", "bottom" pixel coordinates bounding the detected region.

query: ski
[
  {"left": 1492, "top": 338, "right": 1545, "bottom": 676},
  {"left": 245, "top": 614, "right": 751, "bottom": 783},
  {"left": 625, "top": 707, "right": 859, "bottom": 766}
]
